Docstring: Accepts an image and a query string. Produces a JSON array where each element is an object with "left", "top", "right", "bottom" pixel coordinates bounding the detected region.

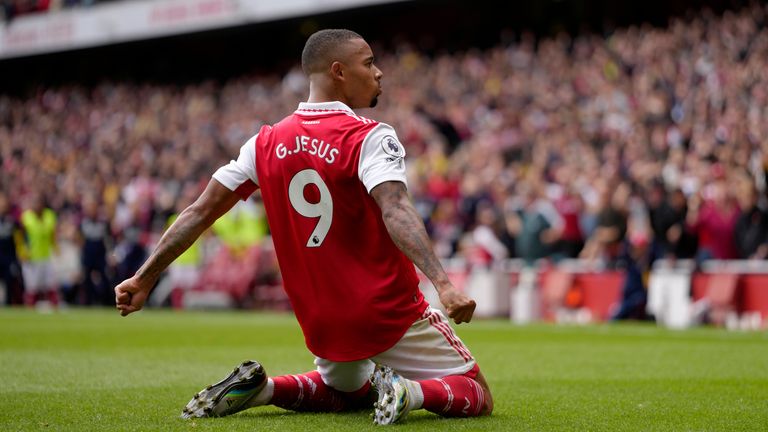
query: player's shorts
[
  {"left": 313, "top": 306, "right": 477, "bottom": 392},
  {"left": 22, "top": 260, "right": 57, "bottom": 293}
]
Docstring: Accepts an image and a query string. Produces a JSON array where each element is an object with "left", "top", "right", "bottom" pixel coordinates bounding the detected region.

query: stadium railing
[{"left": 417, "top": 258, "right": 768, "bottom": 330}]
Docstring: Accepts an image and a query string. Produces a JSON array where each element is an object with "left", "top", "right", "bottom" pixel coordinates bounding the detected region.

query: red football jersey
[{"left": 213, "top": 101, "right": 428, "bottom": 361}]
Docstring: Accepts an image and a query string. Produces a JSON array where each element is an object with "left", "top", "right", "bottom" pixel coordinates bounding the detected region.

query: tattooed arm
[
  {"left": 115, "top": 179, "right": 241, "bottom": 316},
  {"left": 371, "top": 181, "right": 476, "bottom": 324}
]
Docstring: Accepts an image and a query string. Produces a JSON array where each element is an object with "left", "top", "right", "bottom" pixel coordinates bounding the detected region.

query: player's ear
[{"left": 330, "top": 61, "right": 344, "bottom": 81}]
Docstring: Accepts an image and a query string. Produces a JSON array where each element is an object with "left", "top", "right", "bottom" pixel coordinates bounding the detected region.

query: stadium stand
[{"left": 1, "top": 0, "right": 767, "bottom": 329}]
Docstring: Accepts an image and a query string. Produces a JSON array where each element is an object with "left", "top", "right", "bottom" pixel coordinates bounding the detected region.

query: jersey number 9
[{"left": 288, "top": 169, "right": 333, "bottom": 247}]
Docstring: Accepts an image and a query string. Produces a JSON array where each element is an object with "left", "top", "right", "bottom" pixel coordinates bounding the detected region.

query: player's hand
[
  {"left": 439, "top": 287, "right": 476, "bottom": 324},
  {"left": 114, "top": 276, "right": 150, "bottom": 317}
]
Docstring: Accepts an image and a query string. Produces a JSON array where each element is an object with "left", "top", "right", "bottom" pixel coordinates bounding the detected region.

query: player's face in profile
[{"left": 342, "top": 38, "right": 383, "bottom": 109}]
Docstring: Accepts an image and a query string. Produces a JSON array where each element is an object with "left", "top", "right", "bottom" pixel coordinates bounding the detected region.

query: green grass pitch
[{"left": 1, "top": 308, "right": 766, "bottom": 431}]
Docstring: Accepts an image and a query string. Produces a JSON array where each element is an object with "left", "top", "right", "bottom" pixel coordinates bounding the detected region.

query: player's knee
[
  {"left": 314, "top": 358, "right": 374, "bottom": 393},
  {"left": 473, "top": 370, "right": 493, "bottom": 416},
  {"left": 481, "top": 392, "right": 494, "bottom": 416}
]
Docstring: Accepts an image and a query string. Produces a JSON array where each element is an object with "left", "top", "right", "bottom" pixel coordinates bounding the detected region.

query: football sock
[
  {"left": 417, "top": 375, "right": 487, "bottom": 417},
  {"left": 266, "top": 371, "right": 372, "bottom": 412},
  {"left": 401, "top": 378, "right": 424, "bottom": 411},
  {"left": 246, "top": 378, "right": 274, "bottom": 407}
]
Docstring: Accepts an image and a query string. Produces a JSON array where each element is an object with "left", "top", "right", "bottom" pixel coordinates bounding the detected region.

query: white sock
[
  {"left": 403, "top": 378, "right": 424, "bottom": 411},
  {"left": 246, "top": 378, "right": 275, "bottom": 407}
]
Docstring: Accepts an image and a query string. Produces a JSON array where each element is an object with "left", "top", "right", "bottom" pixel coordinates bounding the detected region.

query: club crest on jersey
[{"left": 381, "top": 135, "right": 404, "bottom": 158}]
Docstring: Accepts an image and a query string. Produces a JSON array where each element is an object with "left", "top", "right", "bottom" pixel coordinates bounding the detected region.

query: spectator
[
  {"left": 687, "top": 175, "right": 740, "bottom": 261},
  {"left": 734, "top": 179, "right": 768, "bottom": 260},
  {"left": 647, "top": 182, "right": 679, "bottom": 261},
  {"left": 78, "top": 195, "right": 113, "bottom": 305},
  {"left": 0, "top": 192, "right": 25, "bottom": 305},
  {"left": 580, "top": 181, "right": 629, "bottom": 265},
  {"left": 466, "top": 201, "right": 509, "bottom": 267},
  {"left": 54, "top": 215, "right": 83, "bottom": 305},
  {"left": 112, "top": 201, "right": 147, "bottom": 286},
  {"left": 553, "top": 181, "right": 585, "bottom": 258},
  {"left": 430, "top": 198, "right": 463, "bottom": 258},
  {"left": 646, "top": 182, "right": 701, "bottom": 261},
  {"left": 506, "top": 179, "right": 563, "bottom": 265},
  {"left": 19, "top": 193, "right": 59, "bottom": 307}
]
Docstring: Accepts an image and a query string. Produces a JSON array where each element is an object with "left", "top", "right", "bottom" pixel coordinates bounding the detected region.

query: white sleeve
[
  {"left": 358, "top": 123, "right": 408, "bottom": 193},
  {"left": 213, "top": 134, "right": 259, "bottom": 191}
]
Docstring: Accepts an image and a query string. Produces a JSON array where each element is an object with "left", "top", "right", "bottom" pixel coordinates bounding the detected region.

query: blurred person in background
[
  {"left": 609, "top": 232, "right": 651, "bottom": 321},
  {"left": 733, "top": 179, "right": 768, "bottom": 260},
  {"left": 429, "top": 198, "right": 463, "bottom": 258},
  {"left": 111, "top": 200, "right": 147, "bottom": 286},
  {"left": 207, "top": 198, "right": 268, "bottom": 306},
  {"left": 552, "top": 175, "right": 585, "bottom": 258},
  {"left": 580, "top": 180, "right": 629, "bottom": 266},
  {"left": 211, "top": 198, "right": 268, "bottom": 256},
  {"left": 506, "top": 179, "right": 563, "bottom": 265},
  {"left": 664, "top": 189, "right": 699, "bottom": 260},
  {"left": 19, "top": 193, "right": 59, "bottom": 307},
  {"left": 457, "top": 171, "right": 492, "bottom": 235},
  {"left": 78, "top": 195, "right": 113, "bottom": 305},
  {"left": 54, "top": 215, "right": 83, "bottom": 305},
  {"left": 610, "top": 184, "right": 653, "bottom": 321},
  {"left": 686, "top": 169, "right": 739, "bottom": 261},
  {"left": 466, "top": 201, "right": 509, "bottom": 268},
  {"left": 0, "top": 192, "right": 25, "bottom": 305},
  {"left": 646, "top": 182, "right": 693, "bottom": 262}
]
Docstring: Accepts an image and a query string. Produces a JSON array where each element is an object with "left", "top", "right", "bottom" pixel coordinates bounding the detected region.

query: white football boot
[{"left": 372, "top": 365, "right": 411, "bottom": 425}]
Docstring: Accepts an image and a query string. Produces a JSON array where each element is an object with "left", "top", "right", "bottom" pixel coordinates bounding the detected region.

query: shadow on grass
[{"left": 215, "top": 408, "right": 507, "bottom": 427}]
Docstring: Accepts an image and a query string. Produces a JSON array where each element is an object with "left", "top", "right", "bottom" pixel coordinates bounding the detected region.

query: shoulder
[
  {"left": 347, "top": 112, "right": 379, "bottom": 126},
  {"left": 333, "top": 115, "right": 387, "bottom": 150},
  {"left": 362, "top": 122, "right": 404, "bottom": 153},
  {"left": 325, "top": 110, "right": 382, "bottom": 136},
  {"left": 253, "top": 125, "right": 271, "bottom": 141}
]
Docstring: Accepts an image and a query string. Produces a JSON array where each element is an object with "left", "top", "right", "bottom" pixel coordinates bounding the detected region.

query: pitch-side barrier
[{"left": 417, "top": 259, "right": 768, "bottom": 330}]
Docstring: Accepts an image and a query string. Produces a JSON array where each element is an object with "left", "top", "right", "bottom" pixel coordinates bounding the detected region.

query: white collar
[{"left": 296, "top": 101, "right": 354, "bottom": 113}]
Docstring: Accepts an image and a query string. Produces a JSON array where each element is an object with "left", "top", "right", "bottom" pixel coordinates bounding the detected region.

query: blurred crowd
[{"left": 2, "top": 3, "right": 768, "bottom": 308}]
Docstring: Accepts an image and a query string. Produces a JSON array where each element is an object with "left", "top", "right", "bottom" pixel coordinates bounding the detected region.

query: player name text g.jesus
[{"left": 276, "top": 135, "right": 339, "bottom": 164}]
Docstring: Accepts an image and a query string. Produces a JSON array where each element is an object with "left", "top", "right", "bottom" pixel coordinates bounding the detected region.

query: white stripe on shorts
[{"left": 426, "top": 309, "right": 473, "bottom": 362}]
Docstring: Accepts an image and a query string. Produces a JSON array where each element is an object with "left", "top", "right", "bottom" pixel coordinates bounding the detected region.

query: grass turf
[{"left": 0, "top": 308, "right": 766, "bottom": 431}]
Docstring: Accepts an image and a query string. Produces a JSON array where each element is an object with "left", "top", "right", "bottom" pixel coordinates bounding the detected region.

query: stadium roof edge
[{"left": 0, "top": 0, "right": 408, "bottom": 60}]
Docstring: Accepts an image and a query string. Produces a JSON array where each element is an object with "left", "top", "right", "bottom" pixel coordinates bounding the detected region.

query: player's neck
[{"left": 306, "top": 82, "right": 350, "bottom": 107}]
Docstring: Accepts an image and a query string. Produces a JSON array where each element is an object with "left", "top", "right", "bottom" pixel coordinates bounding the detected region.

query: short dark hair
[{"left": 301, "top": 29, "right": 363, "bottom": 75}]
